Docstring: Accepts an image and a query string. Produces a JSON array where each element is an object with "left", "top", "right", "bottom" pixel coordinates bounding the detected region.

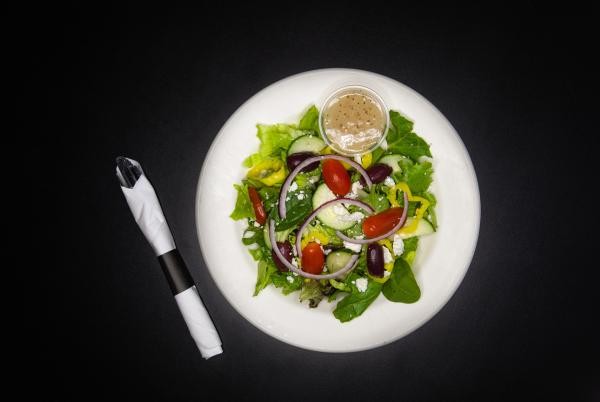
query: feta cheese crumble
[
  {"left": 383, "top": 176, "right": 395, "bottom": 187},
  {"left": 286, "top": 275, "right": 295, "bottom": 283},
  {"left": 289, "top": 182, "right": 298, "bottom": 192},
  {"left": 343, "top": 241, "right": 362, "bottom": 253},
  {"left": 339, "top": 212, "right": 365, "bottom": 222},
  {"left": 332, "top": 205, "right": 347, "bottom": 216},
  {"left": 392, "top": 234, "right": 404, "bottom": 256},
  {"left": 346, "top": 181, "right": 363, "bottom": 199},
  {"left": 355, "top": 277, "right": 368, "bottom": 292},
  {"left": 383, "top": 270, "right": 391, "bottom": 277},
  {"left": 382, "top": 247, "right": 393, "bottom": 264}
]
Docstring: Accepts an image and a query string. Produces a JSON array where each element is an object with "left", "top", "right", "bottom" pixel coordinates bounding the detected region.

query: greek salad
[{"left": 230, "top": 105, "right": 437, "bottom": 322}]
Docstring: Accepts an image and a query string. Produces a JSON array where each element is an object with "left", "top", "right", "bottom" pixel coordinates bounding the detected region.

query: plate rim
[{"left": 195, "top": 68, "right": 481, "bottom": 353}]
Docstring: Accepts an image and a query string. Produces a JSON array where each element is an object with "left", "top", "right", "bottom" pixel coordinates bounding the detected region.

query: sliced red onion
[
  {"left": 295, "top": 198, "right": 373, "bottom": 259},
  {"left": 336, "top": 190, "right": 409, "bottom": 244},
  {"left": 278, "top": 155, "right": 372, "bottom": 220},
  {"left": 269, "top": 220, "right": 359, "bottom": 279}
]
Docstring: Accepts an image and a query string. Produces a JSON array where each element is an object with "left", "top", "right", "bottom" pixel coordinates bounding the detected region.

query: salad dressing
[{"left": 322, "top": 88, "right": 386, "bottom": 155}]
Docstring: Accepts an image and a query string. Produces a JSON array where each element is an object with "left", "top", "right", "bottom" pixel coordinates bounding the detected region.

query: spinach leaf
[
  {"left": 333, "top": 279, "right": 382, "bottom": 322},
  {"left": 271, "top": 272, "right": 303, "bottom": 295},
  {"left": 230, "top": 184, "right": 254, "bottom": 220},
  {"left": 275, "top": 189, "right": 313, "bottom": 230},
  {"left": 254, "top": 260, "right": 277, "bottom": 296},
  {"left": 258, "top": 186, "right": 280, "bottom": 214},
  {"left": 382, "top": 258, "right": 421, "bottom": 303},
  {"left": 386, "top": 111, "right": 431, "bottom": 161}
]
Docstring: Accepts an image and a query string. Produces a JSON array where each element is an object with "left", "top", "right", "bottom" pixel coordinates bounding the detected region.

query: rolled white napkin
[{"left": 117, "top": 157, "right": 222, "bottom": 359}]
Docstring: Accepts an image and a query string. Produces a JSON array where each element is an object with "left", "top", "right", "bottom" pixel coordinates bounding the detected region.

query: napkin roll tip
[{"left": 201, "top": 345, "right": 223, "bottom": 360}]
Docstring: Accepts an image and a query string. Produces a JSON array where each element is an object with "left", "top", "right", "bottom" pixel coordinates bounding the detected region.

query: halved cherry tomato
[
  {"left": 301, "top": 242, "right": 325, "bottom": 274},
  {"left": 322, "top": 159, "right": 351, "bottom": 196},
  {"left": 248, "top": 187, "right": 267, "bottom": 225},
  {"left": 362, "top": 207, "right": 404, "bottom": 238}
]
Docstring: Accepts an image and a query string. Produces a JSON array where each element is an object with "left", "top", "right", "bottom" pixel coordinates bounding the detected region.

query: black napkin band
[{"left": 158, "top": 249, "right": 195, "bottom": 295}]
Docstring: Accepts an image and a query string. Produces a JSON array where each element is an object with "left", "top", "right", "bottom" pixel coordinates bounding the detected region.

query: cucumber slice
[
  {"left": 326, "top": 250, "right": 353, "bottom": 273},
  {"left": 263, "top": 225, "right": 293, "bottom": 249},
  {"left": 288, "top": 135, "right": 326, "bottom": 155},
  {"left": 312, "top": 184, "right": 355, "bottom": 230},
  {"left": 399, "top": 218, "right": 435, "bottom": 239},
  {"left": 379, "top": 154, "right": 409, "bottom": 173}
]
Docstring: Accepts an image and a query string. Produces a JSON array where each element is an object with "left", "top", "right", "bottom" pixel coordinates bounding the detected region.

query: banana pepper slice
[
  {"left": 246, "top": 158, "right": 286, "bottom": 186},
  {"left": 387, "top": 182, "right": 430, "bottom": 234}
]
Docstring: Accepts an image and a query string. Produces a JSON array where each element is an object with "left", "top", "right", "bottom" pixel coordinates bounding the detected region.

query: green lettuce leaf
[
  {"left": 299, "top": 105, "right": 320, "bottom": 134},
  {"left": 406, "top": 161, "right": 434, "bottom": 193},
  {"left": 254, "top": 260, "right": 277, "bottom": 296},
  {"left": 361, "top": 184, "right": 390, "bottom": 212},
  {"left": 230, "top": 184, "right": 254, "bottom": 220},
  {"left": 402, "top": 237, "right": 419, "bottom": 256},
  {"left": 299, "top": 280, "right": 324, "bottom": 308},
  {"left": 386, "top": 111, "right": 431, "bottom": 161},
  {"left": 271, "top": 272, "right": 303, "bottom": 295},
  {"left": 390, "top": 157, "right": 434, "bottom": 194},
  {"left": 243, "top": 123, "right": 306, "bottom": 167},
  {"left": 421, "top": 191, "right": 438, "bottom": 230}
]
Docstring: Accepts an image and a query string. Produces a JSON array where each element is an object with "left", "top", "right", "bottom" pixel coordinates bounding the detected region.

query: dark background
[{"left": 37, "top": 5, "right": 596, "bottom": 401}]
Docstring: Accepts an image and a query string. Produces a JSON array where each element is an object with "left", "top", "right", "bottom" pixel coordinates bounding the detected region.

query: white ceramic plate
[{"left": 196, "top": 69, "right": 480, "bottom": 352}]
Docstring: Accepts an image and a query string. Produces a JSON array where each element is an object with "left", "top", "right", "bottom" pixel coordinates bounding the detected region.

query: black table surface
[{"left": 42, "top": 6, "right": 596, "bottom": 401}]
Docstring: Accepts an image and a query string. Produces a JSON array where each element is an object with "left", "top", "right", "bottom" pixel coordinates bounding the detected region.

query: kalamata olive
[
  {"left": 360, "top": 163, "right": 393, "bottom": 185},
  {"left": 367, "top": 243, "right": 384, "bottom": 277},
  {"left": 272, "top": 241, "right": 293, "bottom": 272},
  {"left": 287, "top": 152, "right": 319, "bottom": 172}
]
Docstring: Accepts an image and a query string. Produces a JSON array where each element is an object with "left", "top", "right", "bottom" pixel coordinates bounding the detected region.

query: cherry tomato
[
  {"left": 301, "top": 242, "right": 325, "bottom": 274},
  {"left": 362, "top": 207, "right": 404, "bottom": 238},
  {"left": 322, "top": 159, "right": 351, "bottom": 196},
  {"left": 248, "top": 187, "right": 267, "bottom": 225}
]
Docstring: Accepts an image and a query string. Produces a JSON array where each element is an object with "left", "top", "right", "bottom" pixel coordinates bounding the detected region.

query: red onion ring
[
  {"left": 278, "top": 155, "right": 372, "bottom": 220},
  {"left": 295, "top": 198, "right": 374, "bottom": 258},
  {"left": 269, "top": 219, "right": 359, "bottom": 279},
  {"left": 336, "top": 190, "right": 409, "bottom": 244}
]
